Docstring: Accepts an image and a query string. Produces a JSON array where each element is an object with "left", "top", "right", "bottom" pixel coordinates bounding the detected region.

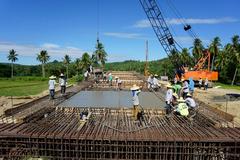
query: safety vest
[{"left": 178, "top": 103, "right": 189, "bottom": 116}]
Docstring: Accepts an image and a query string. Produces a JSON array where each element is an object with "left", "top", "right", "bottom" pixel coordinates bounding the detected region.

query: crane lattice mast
[{"left": 139, "top": 0, "right": 181, "bottom": 69}]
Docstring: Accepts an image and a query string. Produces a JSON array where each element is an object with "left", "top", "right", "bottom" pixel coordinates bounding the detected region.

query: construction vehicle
[{"left": 139, "top": 0, "right": 218, "bottom": 81}]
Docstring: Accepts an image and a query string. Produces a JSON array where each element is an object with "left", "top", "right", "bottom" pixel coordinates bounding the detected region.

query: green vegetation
[
  {"left": 0, "top": 77, "right": 48, "bottom": 96},
  {"left": 214, "top": 82, "right": 240, "bottom": 90},
  {"left": 105, "top": 58, "right": 175, "bottom": 78},
  {"left": 7, "top": 49, "right": 18, "bottom": 78},
  {"left": 36, "top": 50, "right": 50, "bottom": 77},
  {"left": 94, "top": 41, "right": 108, "bottom": 70},
  {"left": 63, "top": 54, "right": 71, "bottom": 78}
]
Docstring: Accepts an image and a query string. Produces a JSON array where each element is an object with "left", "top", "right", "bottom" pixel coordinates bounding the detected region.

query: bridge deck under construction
[
  {"left": 0, "top": 107, "right": 240, "bottom": 159},
  {"left": 0, "top": 71, "right": 239, "bottom": 159}
]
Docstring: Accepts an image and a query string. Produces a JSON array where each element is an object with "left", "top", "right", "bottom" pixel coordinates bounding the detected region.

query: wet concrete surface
[{"left": 60, "top": 91, "right": 165, "bottom": 109}]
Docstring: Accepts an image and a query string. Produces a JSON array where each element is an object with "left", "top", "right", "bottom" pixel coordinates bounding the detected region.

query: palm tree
[
  {"left": 63, "top": 54, "right": 71, "bottom": 78},
  {"left": 231, "top": 35, "right": 240, "bottom": 85},
  {"left": 7, "top": 49, "right": 18, "bottom": 78},
  {"left": 209, "top": 37, "right": 221, "bottom": 71},
  {"left": 81, "top": 52, "right": 91, "bottom": 71},
  {"left": 36, "top": 50, "right": 50, "bottom": 77},
  {"left": 75, "top": 58, "right": 81, "bottom": 75},
  {"left": 180, "top": 48, "right": 192, "bottom": 67},
  {"left": 91, "top": 54, "right": 98, "bottom": 67},
  {"left": 192, "top": 38, "right": 204, "bottom": 63},
  {"left": 169, "top": 49, "right": 181, "bottom": 69},
  {"left": 94, "top": 41, "right": 107, "bottom": 70}
]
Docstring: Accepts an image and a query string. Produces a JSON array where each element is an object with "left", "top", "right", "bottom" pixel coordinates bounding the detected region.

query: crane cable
[
  {"left": 164, "top": 0, "right": 198, "bottom": 40},
  {"left": 97, "top": 0, "right": 100, "bottom": 43},
  {"left": 156, "top": 1, "right": 183, "bottom": 51}
]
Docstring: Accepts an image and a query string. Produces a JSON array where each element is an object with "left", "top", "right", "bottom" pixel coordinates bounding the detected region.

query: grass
[
  {"left": 214, "top": 82, "right": 240, "bottom": 90},
  {"left": 0, "top": 77, "right": 48, "bottom": 96}
]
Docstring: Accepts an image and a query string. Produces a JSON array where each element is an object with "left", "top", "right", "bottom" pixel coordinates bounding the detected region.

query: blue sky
[{"left": 0, "top": 0, "right": 239, "bottom": 65}]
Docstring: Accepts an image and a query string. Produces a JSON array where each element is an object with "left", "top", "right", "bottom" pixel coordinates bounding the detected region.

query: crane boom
[
  {"left": 139, "top": 0, "right": 178, "bottom": 54},
  {"left": 139, "top": 0, "right": 183, "bottom": 74}
]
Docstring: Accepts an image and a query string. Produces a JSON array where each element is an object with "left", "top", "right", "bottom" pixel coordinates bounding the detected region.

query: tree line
[{"left": 2, "top": 41, "right": 108, "bottom": 79}]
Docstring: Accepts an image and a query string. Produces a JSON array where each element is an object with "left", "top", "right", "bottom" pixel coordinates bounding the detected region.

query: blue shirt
[{"left": 189, "top": 78, "right": 195, "bottom": 91}]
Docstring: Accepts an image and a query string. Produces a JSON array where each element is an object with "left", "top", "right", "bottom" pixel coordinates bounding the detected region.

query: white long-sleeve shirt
[
  {"left": 147, "top": 76, "right": 153, "bottom": 84},
  {"left": 49, "top": 80, "right": 56, "bottom": 90},
  {"left": 152, "top": 77, "right": 160, "bottom": 88},
  {"left": 132, "top": 90, "right": 141, "bottom": 106},
  {"left": 59, "top": 78, "right": 67, "bottom": 86},
  {"left": 165, "top": 89, "right": 173, "bottom": 104},
  {"left": 185, "top": 97, "right": 196, "bottom": 108},
  {"left": 183, "top": 81, "right": 189, "bottom": 93},
  {"left": 204, "top": 79, "right": 208, "bottom": 86},
  {"left": 147, "top": 76, "right": 153, "bottom": 88}
]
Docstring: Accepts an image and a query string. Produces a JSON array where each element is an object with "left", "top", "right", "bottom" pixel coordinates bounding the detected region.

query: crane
[
  {"left": 139, "top": 0, "right": 183, "bottom": 78},
  {"left": 139, "top": 0, "right": 218, "bottom": 81}
]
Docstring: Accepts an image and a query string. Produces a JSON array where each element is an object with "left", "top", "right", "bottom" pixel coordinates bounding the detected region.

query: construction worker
[
  {"left": 103, "top": 72, "right": 107, "bottom": 82},
  {"left": 174, "top": 97, "right": 189, "bottom": 117},
  {"left": 182, "top": 79, "right": 189, "bottom": 99},
  {"left": 108, "top": 73, "right": 113, "bottom": 86},
  {"left": 131, "top": 84, "right": 141, "bottom": 120},
  {"left": 49, "top": 75, "right": 56, "bottom": 99},
  {"left": 172, "top": 82, "right": 182, "bottom": 97},
  {"left": 147, "top": 74, "right": 153, "bottom": 90},
  {"left": 84, "top": 70, "right": 89, "bottom": 81},
  {"left": 185, "top": 93, "right": 196, "bottom": 109},
  {"left": 174, "top": 77, "right": 177, "bottom": 84},
  {"left": 204, "top": 78, "right": 208, "bottom": 90},
  {"left": 198, "top": 77, "right": 202, "bottom": 89},
  {"left": 115, "top": 77, "right": 122, "bottom": 90},
  {"left": 152, "top": 74, "right": 161, "bottom": 91},
  {"left": 165, "top": 84, "right": 173, "bottom": 116},
  {"left": 185, "top": 93, "right": 197, "bottom": 117},
  {"left": 172, "top": 92, "right": 179, "bottom": 106},
  {"left": 188, "top": 78, "right": 195, "bottom": 96},
  {"left": 59, "top": 73, "right": 67, "bottom": 96}
]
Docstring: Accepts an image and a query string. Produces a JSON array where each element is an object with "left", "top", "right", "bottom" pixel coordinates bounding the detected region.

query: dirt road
[{"left": 194, "top": 87, "right": 240, "bottom": 123}]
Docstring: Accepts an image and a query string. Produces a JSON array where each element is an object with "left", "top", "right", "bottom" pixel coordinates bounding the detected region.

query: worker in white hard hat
[
  {"left": 204, "top": 78, "right": 209, "bottom": 90},
  {"left": 152, "top": 74, "right": 161, "bottom": 91},
  {"left": 59, "top": 73, "right": 67, "bottom": 96},
  {"left": 147, "top": 74, "right": 153, "bottom": 90},
  {"left": 182, "top": 79, "right": 189, "bottom": 99},
  {"left": 165, "top": 84, "right": 173, "bottom": 116},
  {"left": 49, "top": 75, "right": 56, "bottom": 99},
  {"left": 115, "top": 77, "right": 122, "bottom": 90},
  {"left": 185, "top": 93, "right": 196, "bottom": 108},
  {"left": 131, "top": 84, "right": 142, "bottom": 120}
]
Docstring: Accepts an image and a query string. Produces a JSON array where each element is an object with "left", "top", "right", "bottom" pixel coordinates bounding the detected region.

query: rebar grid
[
  {"left": 0, "top": 108, "right": 240, "bottom": 159},
  {"left": 0, "top": 138, "right": 239, "bottom": 159}
]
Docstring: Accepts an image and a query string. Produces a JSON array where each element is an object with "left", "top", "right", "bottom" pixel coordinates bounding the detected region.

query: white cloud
[
  {"left": 132, "top": 19, "right": 150, "bottom": 28},
  {"left": 0, "top": 41, "right": 86, "bottom": 60},
  {"left": 133, "top": 17, "right": 239, "bottom": 28},
  {"left": 103, "top": 32, "right": 144, "bottom": 39},
  {"left": 167, "top": 17, "right": 239, "bottom": 25},
  {"left": 41, "top": 43, "right": 60, "bottom": 49}
]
